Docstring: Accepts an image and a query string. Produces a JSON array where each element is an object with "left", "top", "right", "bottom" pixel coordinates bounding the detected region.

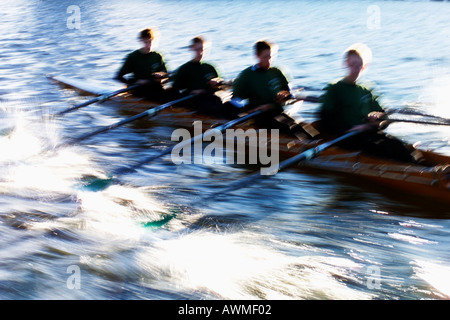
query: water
[{"left": 1, "top": 0, "right": 450, "bottom": 300}]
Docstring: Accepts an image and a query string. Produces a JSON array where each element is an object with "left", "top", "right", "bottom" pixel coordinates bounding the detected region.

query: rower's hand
[
  {"left": 349, "top": 111, "right": 386, "bottom": 132},
  {"left": 152, "top": 72, "right": 169, "bottom": 83},
  {"left": 367, "top": 111, "right": 388, "bottom": 129},
  {"left": 208, "top": 77, "right": 223, "bottom": 89},
  {"left": 275, "top": 90, "right": 291, "bottom": 104},
  {"left": 349, "top": 114, "right": 385, "bottom": 132},
  {"left": 367, "top": 111, "right": 386, "bottom": 122},
  {"left": 152, "top": 72, "right": 168, "bottom": 79}
]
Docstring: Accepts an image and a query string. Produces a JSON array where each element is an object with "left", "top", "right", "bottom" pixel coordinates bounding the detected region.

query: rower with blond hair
[{"left": 319, "top": 43, "right": 423, "bottom": 163}]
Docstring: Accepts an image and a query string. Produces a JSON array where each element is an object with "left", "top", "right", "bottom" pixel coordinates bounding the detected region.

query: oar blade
[
  {"left": 78, "top": 175, "right": 115, "bottom": 192},
  {"left": 140, "top": 214, "right": 176, "bottom": 229}
]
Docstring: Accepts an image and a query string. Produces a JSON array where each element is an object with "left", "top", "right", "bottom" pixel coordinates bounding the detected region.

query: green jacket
[
  {"left": 172, "top": 60, "right": 219, "bottom": 93},
  {"left": 116, "top": 50, "right": 167, "bottom": 84},
  {"left": 231, "top": 65, "right": 290, "bottom": 109},
  {"left": 319, "top": 80, "right": 384, "bottom": 134}
]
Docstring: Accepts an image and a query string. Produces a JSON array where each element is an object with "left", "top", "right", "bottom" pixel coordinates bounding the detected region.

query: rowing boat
[{"left": 48, "top": 75, "right": 450, "bottom": 206}]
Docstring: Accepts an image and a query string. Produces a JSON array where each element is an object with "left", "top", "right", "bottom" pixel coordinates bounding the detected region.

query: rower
[
  {"left": 319, "top": 43, "right": 423, "bottom": 163},
  {"left": 229, "top": 40, "right": 318, "bottom": 139},
  {"left": 171, "top": 36, "right": 230, "bottom": 117},
  {"left": 115, "top": 28, "right": 171, "bottom": 103}
]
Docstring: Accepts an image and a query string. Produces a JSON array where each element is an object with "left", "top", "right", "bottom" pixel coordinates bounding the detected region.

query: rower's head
[
  {"left": 190, "top": 36, "right": 206, "bottom": 62},
  {"left": 254, "top": 40, "right": 275, "bottom": 70},
  {"left": 139, "top": 28, "right": 155, "bottom": 53},
  {"left": 344, "top": 43, "right": 372, "bottom": 83}
]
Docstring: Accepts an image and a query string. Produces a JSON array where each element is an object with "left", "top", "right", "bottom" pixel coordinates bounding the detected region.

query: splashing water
[
  {"left": 0, "top": 119, "right": 44, "bottom": 162},
  {"left": 75, "top": 184, "right": 168, "bottom": 238},
  {"left": 412, "top": 260, "right": 450, "bottom": 298},
  {"left": 135, "top": 231, "right": 374, "bottom": 300}
]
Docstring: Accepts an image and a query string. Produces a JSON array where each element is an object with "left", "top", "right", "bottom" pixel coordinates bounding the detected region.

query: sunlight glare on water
[
  {"left": 0, "top": 120, "right": 43, "bottom": 162},
  {"left": 3, "top": 150, "right": 95, "bottom": 194},
  {"left": 413, "top": 260, "right": 450, "bottom": 298},
  {"left": 0, "top": 112, "right": 101, "bottom": 200},
  {"left": 76, "top": 184, "right": 167, "bottom": 239},
  {"left": 137, "top": 231, "right": 374, "bottom": 300}
]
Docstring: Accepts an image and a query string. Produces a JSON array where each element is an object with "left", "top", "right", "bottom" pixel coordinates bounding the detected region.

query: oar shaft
[
  {"left": 280, "top": 130, "right": 361, "bottom": 170},
  {"left": 386, "top": 118, "right": 450, "bottom": 126},
  {"left": 113, "top": 108, "right": 266, "bottom": 176},
  {"left": 388, "top": 108, "right": 450, "bottom": 121},
  {"left": 54, "top": 84, "right": 141, "bottom": 116},
  {"left": 61, "top": 94, "right": 196, "bottom": 148},
  {"left": 208, "top": 129, "right": 363, "bottom": 199},
  {"left": 299, "top": 95, "right": 320, "bottom": 103},
  {"left": 287, "top": 95, "right": 320, "bottom": 104},
  {"left": 386, "top": 108, "right": 450, "bottom": 126}
]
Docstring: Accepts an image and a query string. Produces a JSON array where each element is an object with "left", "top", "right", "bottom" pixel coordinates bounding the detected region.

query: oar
[
  {"left": 197, "top": 110, "right": 450, "bottom": 202},
  {"left": 388, "top": 107, "right": 448, "bottom": 119},
  {"left": 57, "top": 94, "right": 197, "bottom": 150},
  {"left": 293, "top": 85, "right": 325, "bottom": 92},
  {"left": 82, "top": 107, "right": 270, "bottom": 191},
  {"left": 386, "top": 107, "right": 450, "bottom": 123},
  {"left": 203, "top": 128, "right": 367, "bottom": 201},
  {"left": 54, "top": 84, "right": 142, "bottom": 116},
  {"left": 81, "top": 94, "right": 322, "bottom": 192},
  {"left": 384, "top": 117, "right": 450, "bottom": 126},
  {"left": 293, "top": 95, "right": 320, "bottom": 103},
  {"left": 0, "top": 84, "right": 143, "bottom": 137},
  {"left": 382, "top": 111, "right": 450, "bottom": 126}
]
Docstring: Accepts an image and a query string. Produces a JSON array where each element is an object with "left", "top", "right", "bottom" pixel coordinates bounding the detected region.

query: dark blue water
[{"left": 1, "top": 0, "right": 450, "bottom": 300}]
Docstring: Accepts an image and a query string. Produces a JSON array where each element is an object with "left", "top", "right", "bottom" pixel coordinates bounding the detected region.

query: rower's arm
[
  {"left": 115, "top": 72, "right": 134, "bottom": 85},
  {"left": 115, "top": 54, "right": 136, "bottom": 85},
  {"left": 230, "top": 71, "right": 250, "bottom": 108}
]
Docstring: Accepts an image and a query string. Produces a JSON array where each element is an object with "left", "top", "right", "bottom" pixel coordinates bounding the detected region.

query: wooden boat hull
[{"left": 49, "top": 75, "right": 450, "bottom": 206}]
